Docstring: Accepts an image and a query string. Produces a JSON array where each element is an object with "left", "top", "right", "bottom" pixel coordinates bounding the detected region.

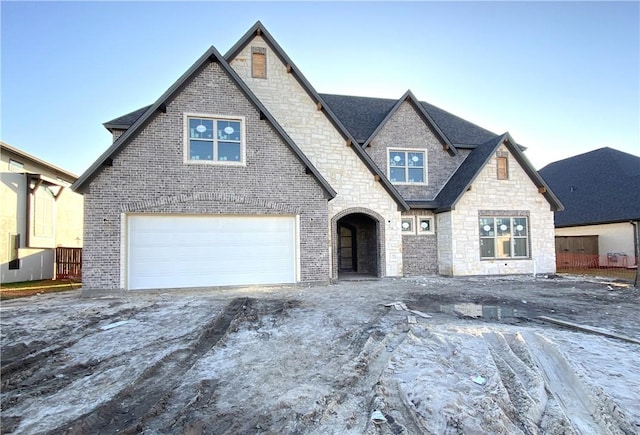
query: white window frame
[
  {"left": 184, "top": 113, "right": 246, "bottom": 166},
  {"left": 479, "top": 216, "right": 529, "bottom": 259},
  {"left": 417, "top": 217, "right": 434, "bottom": 234},
  {"left": 401, "top": 217, "right": 415, "bottom": 234},
  {"left": 387, "top": 148, "right": 427, "bottom": 185}
]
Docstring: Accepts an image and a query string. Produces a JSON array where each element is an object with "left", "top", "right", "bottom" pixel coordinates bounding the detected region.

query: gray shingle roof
[
  {"left": 539, "top": 147, "right": 640, "bottom": 227},
  {"left": 103, "top": 106, "right": 151, "bottom": 131},
  {"left": 319, "top": 93, "right": 497, "bottom": 146},
  {"left": 432, "top": 135, "right": 505, "bottom": 211}
]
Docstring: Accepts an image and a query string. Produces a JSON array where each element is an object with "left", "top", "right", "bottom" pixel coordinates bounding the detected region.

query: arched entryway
[{"left": 333, "top": 209, "right": 384, "bottom": 279}]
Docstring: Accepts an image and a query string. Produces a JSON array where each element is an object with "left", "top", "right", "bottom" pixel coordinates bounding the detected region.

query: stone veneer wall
[
  {"left": 230, "top": 36, "right": 404, "bottom": 278},
  {"left": 441, "top": 144, "right": 556, "bottom": 275},
  {"left": 366, "top": 101, "right": 467, "bottom": 200},
  {"left": 436, "top": 212, "right": 453, "bottom": 275},
  {"left": 83, "top": 61, "right": 329, "bottom": 290}
]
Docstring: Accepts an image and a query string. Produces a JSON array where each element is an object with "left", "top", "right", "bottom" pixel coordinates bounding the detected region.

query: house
[
  {"left": 1, "top": 142, "right": 84, "bottom": 283},
  {"left": 539, "top": 147, "right": 640, "bottom": 267},
  {"left": 72, "top": 22, "right": 562, "bottom": 292}
]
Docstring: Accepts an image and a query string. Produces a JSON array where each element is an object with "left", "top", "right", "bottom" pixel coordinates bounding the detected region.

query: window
[
  {"left": 9, "top": 159, "right": 24, "bottom": 172},
  {"left": 418, "top": 217, "right": 434, "bottom": 234},
  {"left": 389, "top": 149, "right": 426, "bottom": 184},
  {"left": 401, "top": 217, "right": 415, "bottom": 234},
  {"left": 252, "top": 47, "right": 266, "bottom": 79},
  {"left": 186, "top": 115, "right": 244, "bottom": 164},
  {"left": 497, "top": 152, "right": 509, "bottom": 180},
  {"left": 479, "top": 216, "right": 528, "bottom": 259}
]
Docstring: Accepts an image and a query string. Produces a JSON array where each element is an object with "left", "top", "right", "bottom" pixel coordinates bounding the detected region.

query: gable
[
  {"left": 82, "top": 59, "right": 332, "bottom": 232},
  {"left": 320, "top": 94, "right": 498, "bottom": 147},
  {"left": 428, "top": 134, "right": 562, "bottom": 212},
  {"left": 72, "top": 46, "right": 335, "bottom": 199},
  {"left": 364, "top": 100, "right": 467, "bottom": 201}
]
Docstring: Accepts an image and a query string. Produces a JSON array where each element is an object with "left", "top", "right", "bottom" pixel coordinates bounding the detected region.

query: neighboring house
[
  {"left": 539, "top": 147, "right": 640, "bottom": 267},
  {"left": 1, "top": 142, "right": 84, "bottom": 283},
  {"left": 72, "top": 22, "right": 562, "bottom": 292}
]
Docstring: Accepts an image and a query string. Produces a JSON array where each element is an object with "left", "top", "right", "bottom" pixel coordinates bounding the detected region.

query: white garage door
[{"left": 127, "top": 215, "right": 296, "bottom": 290}]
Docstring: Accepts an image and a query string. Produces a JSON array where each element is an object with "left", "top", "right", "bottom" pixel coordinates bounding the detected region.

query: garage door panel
[{"left": 128, "top": 215, "right": 296, "bottom": 290}]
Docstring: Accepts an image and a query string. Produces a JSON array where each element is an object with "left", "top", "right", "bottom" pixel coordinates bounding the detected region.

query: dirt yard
[{"left": 1, "top": 275, "right": 639, "bottom": 434}]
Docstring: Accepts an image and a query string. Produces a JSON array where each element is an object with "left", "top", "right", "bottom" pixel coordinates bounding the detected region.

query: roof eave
[
  {"left": 102, "top": 123, "right": 132, "bottom": 133},
  {"left": 556, "top": 218, "right": 640, "bottom": 228},
  {"left": 1, "top": 141, "right": 79, "bottom": 180},
  {"left": 503, "top": 135, "right": 564, "bottom": 212},
  {"left": 405, "top": 200, "right": 440, "bottom": 210}
]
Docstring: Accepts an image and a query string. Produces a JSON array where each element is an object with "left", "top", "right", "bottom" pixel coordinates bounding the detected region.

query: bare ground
[{"left": 1, "top": 274, "right": 639, "bottom": 434}]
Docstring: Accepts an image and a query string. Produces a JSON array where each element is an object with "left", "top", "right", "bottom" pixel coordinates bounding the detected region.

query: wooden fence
[{"left": 55, "top": 247, "right": 82, "bottom": 280}]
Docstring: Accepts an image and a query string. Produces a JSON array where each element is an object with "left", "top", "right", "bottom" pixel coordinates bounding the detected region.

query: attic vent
[
  {"left": 496, "top": 151, "right": 509, "bottom": 180},
  {"left": 251, "top": 47, "right": 266, "bottom": 79}
]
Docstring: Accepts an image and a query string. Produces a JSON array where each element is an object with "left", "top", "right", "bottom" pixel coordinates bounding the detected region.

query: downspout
[
  {"left": 25, "top": 175, "right": 33, "bottom": 248},
  {"left": 632, "top": 220, "right": 639, "bottom": 288}
]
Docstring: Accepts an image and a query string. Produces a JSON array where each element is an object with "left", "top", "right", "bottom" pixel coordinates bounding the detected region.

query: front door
[{"left": 338, "top": 224, "right": 357, "bottom": 272}]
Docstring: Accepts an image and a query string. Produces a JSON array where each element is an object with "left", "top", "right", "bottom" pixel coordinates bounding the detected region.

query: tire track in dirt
[
  {"left": 310, "top": 310, "right": 417, "bottom": 434},
  {"left": 49, "top": 297, "right": 251, "bottom": 435},
  {"left": 520, "top": 331, "right": 635, "bottom": 435},
  {"left": 485, "top": 330, "right": 634, "bottom": 434},
  {"left": 1, "top": 305, "right": 154, "bottom": 423},
  {"left": 484, "top": 331, "right": 549, "bottom": 433}
]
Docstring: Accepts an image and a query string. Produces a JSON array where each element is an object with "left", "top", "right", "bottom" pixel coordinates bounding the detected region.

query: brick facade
[
  {"left": 83, "top": 61, "right": 329, "bottom": 290},
  {"left": 401, "top": 210, "right": 438, "bottom": 275},
  {"left": 366, "top": 101, "right": 467, "bottom": 200}
]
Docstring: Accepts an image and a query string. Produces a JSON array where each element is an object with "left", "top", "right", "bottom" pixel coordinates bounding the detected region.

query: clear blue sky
[{"left": 2, "top": 1, "right": 638, "bottom": 176}]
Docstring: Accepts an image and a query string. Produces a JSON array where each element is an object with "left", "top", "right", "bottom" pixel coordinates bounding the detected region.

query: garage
[{"left": 127, "top": 214, "right": 297, "bottom": 290}]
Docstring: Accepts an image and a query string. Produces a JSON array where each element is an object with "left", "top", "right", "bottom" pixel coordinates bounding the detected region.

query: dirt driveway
[{"left": 1, "top": 275, "right": 639, "bottom": 434}]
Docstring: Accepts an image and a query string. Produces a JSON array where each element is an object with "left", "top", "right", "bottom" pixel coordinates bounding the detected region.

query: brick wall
[
  {"left": 366, "top": 102, "right": 467, "bottom": 200},
  {"left": 401, "top": 210, "right": 438, "bottom": 275},
  {"left": 83, "top": 61, "right": 329, "bottom": 290}
]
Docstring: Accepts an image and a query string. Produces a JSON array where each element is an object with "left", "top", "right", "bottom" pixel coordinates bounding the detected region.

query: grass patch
[{"left": 0, "top": 279, "right": 81, "bottom": 300}]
